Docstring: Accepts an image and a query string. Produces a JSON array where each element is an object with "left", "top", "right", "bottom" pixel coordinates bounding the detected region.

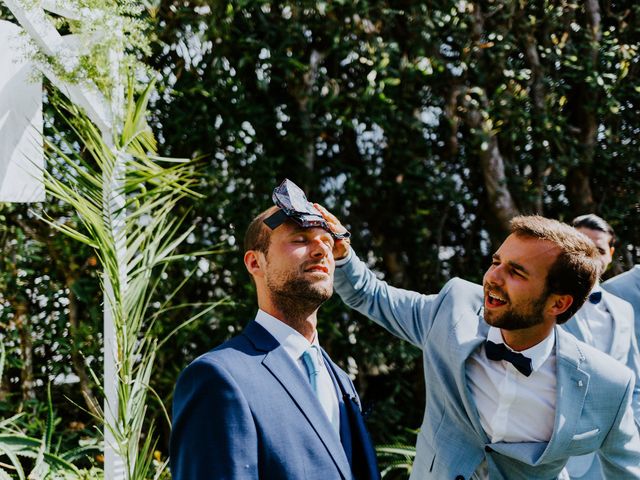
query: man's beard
[
  {"left": 266, "top": 272, "right": 333, "bottom": 321},
  {"left": 484, "top": 287, "right": 548, "bottom": 331}
]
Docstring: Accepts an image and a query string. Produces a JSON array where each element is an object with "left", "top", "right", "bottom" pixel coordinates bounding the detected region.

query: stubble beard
[
  {"left": 484, "top": 288, "right": 548, "bottom": 331},
  {"left": 266, "top": 272, "right": 333, "bottom": 325}
]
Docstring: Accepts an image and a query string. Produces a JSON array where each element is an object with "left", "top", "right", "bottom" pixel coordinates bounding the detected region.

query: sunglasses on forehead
[{"left": 263, "top": 179, "right": 351, "bottom": 240}]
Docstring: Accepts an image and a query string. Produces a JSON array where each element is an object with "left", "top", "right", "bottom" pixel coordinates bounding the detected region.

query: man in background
[
  {"left": 170, "top": 200, "right": 378, "bottom": 479},
  {"left": 604, "top": 264, "right": 640, "bottom": 343},
  {"left": 562, "top": 214, "right": 640, "bottom": 479}
]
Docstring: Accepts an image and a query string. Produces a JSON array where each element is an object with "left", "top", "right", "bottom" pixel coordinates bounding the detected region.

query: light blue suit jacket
[
  {"left": 562, "top": 291, "right": 640, "bottom": 479},
  {"left": 604, "top": 266, "right": 640, "bottom": 345},
  {"left": 563, "top": 291, "right": 640, "bottom": 424},
  {"left": 334, "top": 253, "right": 640, "bottom": 479}
]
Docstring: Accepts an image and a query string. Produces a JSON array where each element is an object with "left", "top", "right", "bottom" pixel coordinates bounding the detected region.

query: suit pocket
[
  {"left": 569, "top": 428, "right": 602, "bottom": 455},
  {"left": 571, "top": 428, "right": 600, "bottom": 441}
]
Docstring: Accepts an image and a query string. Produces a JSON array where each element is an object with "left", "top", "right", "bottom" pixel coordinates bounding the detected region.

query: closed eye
[{"left": 510, "top": 268, "right": 525, "bottom": 278}]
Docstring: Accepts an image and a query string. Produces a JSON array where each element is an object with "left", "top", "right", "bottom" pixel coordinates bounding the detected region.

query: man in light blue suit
[
  {"left": 318, "top": 208, "right": 640, "bottom": 479},
  {"left": 170, "top": 202, "right": 379, "bottom": 480},
  {"left": 562, "top": 215, "right": 640, "bottom": 479},
  {"left": 604, "top": 266, "right": 640, "bottom": 343}
]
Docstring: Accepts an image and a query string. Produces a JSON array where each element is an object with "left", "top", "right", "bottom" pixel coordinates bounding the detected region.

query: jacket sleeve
[
  {"left": 598, "top": 373, "right": 640, "bottom": 478},
  {"left": 333, "top": 250, "right": 445, "bottom": 348},
  {"left": 625, "top": 322, "right": 640, "bottom": 429},
  {"left": 170, "top": 357, "right": 258, "bottom": 479}
]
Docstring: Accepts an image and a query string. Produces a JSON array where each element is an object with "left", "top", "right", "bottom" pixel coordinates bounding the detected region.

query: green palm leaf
[{"left": 39, "top": 79, "right": 212, "bottom": 480}]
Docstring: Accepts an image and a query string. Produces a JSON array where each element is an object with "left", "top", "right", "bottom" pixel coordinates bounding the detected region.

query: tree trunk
[
  {"left": 566, "top": 0, "right": 601, "bottom": 212},
  {"left": 523, "top": 33, "right": 549, "bottom": 214},
  {"left": 463, "top": 2, "right": 521, "bottom": 232},
  {"left": 459, "top": 88, "right": 520, "bottom": 233}
]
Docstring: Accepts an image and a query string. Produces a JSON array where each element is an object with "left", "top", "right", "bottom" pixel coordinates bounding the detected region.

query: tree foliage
[
  {"left": 1, "top": 0, "right": 640, "bottom": 468},
  {"left": 147, "top": 0, "right": 640, "bottom": 446}
]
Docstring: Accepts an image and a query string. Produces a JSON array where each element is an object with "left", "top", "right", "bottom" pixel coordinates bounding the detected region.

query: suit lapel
[
  {"left": 603, "top": 292, "right": 632, "bottom": 362},
  {"left": 538, "top": 327, "right": 590, "bottom": 463},
  {"left": 321, "top": 351, "right": 353, "bottom": 463},
  {"left": 453, "top": 310, "right": 490, "bottom": 441},
  {"left": 243, "top": 321, "right": 352, "bottom": 479},
  {"left": 562, "top": 312, "right": 588, "bottom": 344},
  {"left": 323, "top": 351, "right": 380, "bottom": 480}
]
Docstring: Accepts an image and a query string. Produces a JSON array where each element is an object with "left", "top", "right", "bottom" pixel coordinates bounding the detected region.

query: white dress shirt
[
  {"left": 468, "top": 325, "right": 557, "bottom": 479},
  {"left": 468, "top": 325, "right": 557, "bottom": 442},
  {"left": 255, "top": 309, "right": 341, "bottom": 433}
]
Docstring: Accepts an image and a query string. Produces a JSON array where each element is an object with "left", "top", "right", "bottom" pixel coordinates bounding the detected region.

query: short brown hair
[
  {"left": 243, "top": 206, "right": 281, "bottom": 254},
  {"left": 510, "top": 215, "right": 599, "bottom": 324}
]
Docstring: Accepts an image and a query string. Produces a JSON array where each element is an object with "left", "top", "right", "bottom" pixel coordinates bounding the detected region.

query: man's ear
[
  {"left": 244, "top": 250, "right": 264, "bottom": 278},
  {"left": 547, "top": 294, "right": 574, "bottom": 317}
]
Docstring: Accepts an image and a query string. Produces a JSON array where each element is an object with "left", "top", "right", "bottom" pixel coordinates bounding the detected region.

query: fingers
[
  {"left": 313, "top": 203, "right": 351, "bottom": 260},
  {"left": 314, "top": 203, "right": 346, "bottom": 234}
]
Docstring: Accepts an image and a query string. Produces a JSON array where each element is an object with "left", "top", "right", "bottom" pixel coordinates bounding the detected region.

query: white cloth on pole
[{"left": 0, "top": 20, "right": 44, "bottom": 203}]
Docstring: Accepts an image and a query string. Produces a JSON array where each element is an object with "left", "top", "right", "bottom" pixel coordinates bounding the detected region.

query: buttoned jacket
[{"left": 170, "top": 320, "right": 379, "bottom": 480}]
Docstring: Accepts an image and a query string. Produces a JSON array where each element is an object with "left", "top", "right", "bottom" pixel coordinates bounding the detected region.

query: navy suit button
[
  {"left": 455, "top": 476, "right": 465, "bottom": 480},
  {"left": 484, "top": 446, "right": 493, "bottom": 452}
]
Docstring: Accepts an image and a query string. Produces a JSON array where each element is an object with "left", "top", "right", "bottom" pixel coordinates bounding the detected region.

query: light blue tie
[{"left": 301, "top": 347, "right": 321, "bottom": 394}]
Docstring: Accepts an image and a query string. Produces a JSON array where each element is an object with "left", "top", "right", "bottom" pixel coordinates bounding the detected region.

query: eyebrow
[{"left": 492, "top": 253, "right": 530, "bottom": 276}]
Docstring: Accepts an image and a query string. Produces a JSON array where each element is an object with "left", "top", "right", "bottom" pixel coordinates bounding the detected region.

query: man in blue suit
[
  {"left": 318, "top": 208, "right": 640, "bottom": 479},
  {"left": 170, "top": 204, "right": 379, "bottom": 480},
  {"left": 562, "top": 215, "right": 640, "bottom": 478},
  {"left": 604, "top": 266, "right": 640, "bottom": 344}
]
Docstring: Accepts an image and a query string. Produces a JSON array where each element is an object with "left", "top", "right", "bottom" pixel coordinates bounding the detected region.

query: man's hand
[{"left": 314, "top": 203, "right": 351, "bottom": 261}]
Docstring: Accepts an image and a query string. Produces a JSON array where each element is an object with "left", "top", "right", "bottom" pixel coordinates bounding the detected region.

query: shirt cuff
[{"left": 335, "top": 249, "right": 352, "bottom": 267}]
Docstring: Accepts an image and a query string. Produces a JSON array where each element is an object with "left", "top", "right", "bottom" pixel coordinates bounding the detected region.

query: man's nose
[
  {"left": 310, "top": 238, "right": 331, "bottom": 258},
  {"left": 484, "top": 265, "right": 504, "bottom": 285}
]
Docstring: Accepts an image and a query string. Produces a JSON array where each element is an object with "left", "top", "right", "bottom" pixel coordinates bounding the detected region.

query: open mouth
[{"left": 486, "top": 291, "right": 507, "bottom": 307}]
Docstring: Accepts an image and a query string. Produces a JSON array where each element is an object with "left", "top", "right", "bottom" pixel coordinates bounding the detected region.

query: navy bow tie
[
  {"left": 589, "top": 291, "right": 602, "bottom": 304},
  {"left": 485, "top": 340, "right": 533, "bottom": 377}
]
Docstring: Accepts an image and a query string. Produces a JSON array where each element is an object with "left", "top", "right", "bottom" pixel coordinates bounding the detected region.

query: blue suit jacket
[
  {"left": 170, "top": 320, "right": 379, "bottom": 480},
  {"left": 563, "top": 290, "right": 640, "bottom": 424},
  {"left": 334, "top": 253, "right": 640, "bottom": 479},
  {"left": 604, "top": 266, "right": 640, "bottom": 346},
  {"left": 562, "top": 291, "right": 640, "bottom": 479}
]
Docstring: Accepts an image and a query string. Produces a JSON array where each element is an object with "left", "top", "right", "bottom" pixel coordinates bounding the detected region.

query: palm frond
[{"left": 40, "top": 79, "right": 213, "bottom": 479}]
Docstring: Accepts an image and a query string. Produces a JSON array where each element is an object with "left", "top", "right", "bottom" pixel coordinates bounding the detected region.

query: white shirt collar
[
  {"left": 254, "top": 309, "right": 320, "bottom": 361},
  {"left": 487, "top": 326, "right": 556, "bottom": 373}
]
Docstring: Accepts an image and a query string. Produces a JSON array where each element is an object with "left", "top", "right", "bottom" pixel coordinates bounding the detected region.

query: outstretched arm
[{"left": 315, "top": 203, "right": 443, "bottom": 348}]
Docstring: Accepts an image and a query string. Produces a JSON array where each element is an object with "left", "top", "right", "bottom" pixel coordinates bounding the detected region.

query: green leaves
[
  {"left": 39, "top": 79, "right": 206, "bottom": 479},
  {"left": 377, "top": 441, "right": 417, "bottom": 479}
]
